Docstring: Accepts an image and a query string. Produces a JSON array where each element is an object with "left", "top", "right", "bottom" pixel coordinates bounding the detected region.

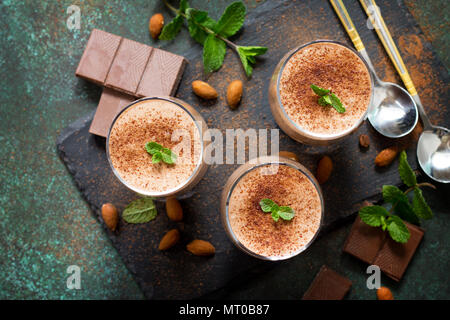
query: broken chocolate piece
[
  {"left": 302, "top": 265, "right": 352, "bottom": 300},
  {"left": 89, "top": 88, "right": 135, "bottom": 137}
]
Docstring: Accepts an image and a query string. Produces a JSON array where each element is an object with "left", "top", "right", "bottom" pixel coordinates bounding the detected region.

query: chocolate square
[
  {"left": 105, "top": 38, "right": 153, "bottom": 95},
  {"left": 136, "top": 48, "right": 186, "bottom": 97},
  {"left": 302, "top": 265, "right": 352, "bottom": 300},
  {"left": 343, "top": 215, "right": 386, "bottom": 264},
  {"left": 89, "top": 88, "right": 135, "bottom": 137},
  {"left": 373, "top": 223, "right": 424, "bottom": 281},
  {"left": 75, "top": 29, "right": 121, "bottom": 85}
]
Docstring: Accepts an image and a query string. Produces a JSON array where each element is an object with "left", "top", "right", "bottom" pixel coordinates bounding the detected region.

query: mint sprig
[
  {"left": 259, "top": 198, "right": 295, "bottom": 222},
  {"left": 310, "top": 84, "right": 346, "bottom": 113},
  {"left": 160, "top": 0, "right": 267, "bottom": 77},
  {"left": 122, "top": 198, "right": 157, "bottom": 224},
  {"left": 145, "top": 141, "right": 177, "bottom": 164},
  {"left": 359, "top": 151, "right": 436, "bottom": 243}
]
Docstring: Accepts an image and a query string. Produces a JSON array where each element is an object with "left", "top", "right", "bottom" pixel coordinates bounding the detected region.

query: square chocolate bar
[{"left": 302, "top": 265, "right": 352, "bottom": 300}]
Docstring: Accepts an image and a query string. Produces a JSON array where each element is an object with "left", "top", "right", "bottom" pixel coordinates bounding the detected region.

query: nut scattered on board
[
  {"left": 359, "top": 134, "right": 370, "bottom": 148},
  {"left": 192, "top": 80, "right": 218, "bottom": 99},
  {"left": 166, "top": 197, "right": 183, "bottom": 222},
  {"left": 377, "top": 287, "right": 394, "bottom": 300},
  {"left": 101, "top": 203, "right": 118, "bottom": 231},
  {"left": 149, "top": 13, "right": 164, "bottom": 39},
  {"left": 278, "top": 151, "right": 299, "bottom": 162},
  {"left": 375, "top": 147, "right": 398, "bottom": 167},
  {"left": 226, "top": 80, "right": 243, "bottom": 109},
  {"left": 159, "top": 229, "right": 180, "bottom": 251},
  {"left": 316, "top": 155, "right": 333, "bottom": 184},
  {"left": 186, "top": 240, "right": 215, "bottom": 256}
]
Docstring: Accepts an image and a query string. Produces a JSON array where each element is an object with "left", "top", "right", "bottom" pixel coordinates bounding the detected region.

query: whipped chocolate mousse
[
  {"left": 107, "top": 97, "right": 207, "bottom": 197},
  {"left": 269, "top": 40, "right": 372, "bottom": 145},
  {"left": 221, "top": 156, "right": 323, "bottom": 259}
]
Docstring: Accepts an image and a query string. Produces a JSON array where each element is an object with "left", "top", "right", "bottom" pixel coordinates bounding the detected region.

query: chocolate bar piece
[
  {"left": 76, "top": 29, "right": 186, "bottom": 97},
  {"left": 302, "top": 265, "right": 352, "bottom": 300},
  {"left": 343, "top": 215, "right": 424, "bottom": 281},
  {"left": 89, "top": 88, "right": 135, "bottom": 137}
]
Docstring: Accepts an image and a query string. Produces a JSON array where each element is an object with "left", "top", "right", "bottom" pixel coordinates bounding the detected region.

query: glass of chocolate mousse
[
  {"left": 269, "top": 40, "right": 373, "bottom": 145},
  {"left": 107, "top": 97, "right": 209, "bottom": 198},
  {"left": 220, "top": 155, "right": 324, "bottom": 260}
]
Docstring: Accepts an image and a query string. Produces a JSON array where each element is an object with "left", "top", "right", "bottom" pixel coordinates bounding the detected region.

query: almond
[
  {"left": 158, "top": 229, "right": 180, "bottom": 250},
  {"left": 375, "top": 147, "right": 398, "bottom": 167},
  {"left": 278, "top": 151, "right": 299, "bottom": 162},
  {"left": 359, "top": 134, "right": 370, "bottom": 148},
  {"left": 101, "top": 203, "right": 118, "bottom": 231},
  {"left": 149, "top": 13, "right": 164, "bottom": 39},
  {"left": 316, "top": 155, "right": 333, "bottom": 184},
  {"left": 192, "top": 80, "right": 218, "bottom": 99},
  {"left": 186, "top": 239, "right": 215, "bottom": 256},
  {"left": 226, "top": 80, "right": 243, "bottom": 109},
  {"left": 377, "top": 287, "right": 394, "bottom": 300},
  {"left": 166, "top": 197, "right": 183, "bottom": 222}
]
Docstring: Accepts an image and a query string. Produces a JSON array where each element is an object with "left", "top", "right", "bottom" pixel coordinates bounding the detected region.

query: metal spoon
[
  {"left": 330, "top": 0, "right": 418, "bottom": 139},
  {"left": 359, "top": 0, "right": 450, "bottom": 183}
]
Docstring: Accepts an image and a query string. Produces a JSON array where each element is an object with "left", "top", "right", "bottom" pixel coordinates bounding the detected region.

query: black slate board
[{"left": 58, "top": 0, "right": 450, "bottom": 299}]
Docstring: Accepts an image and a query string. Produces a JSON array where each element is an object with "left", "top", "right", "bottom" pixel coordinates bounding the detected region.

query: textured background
[{"left": 0, "top": 0, "right": 448, "bottom": 299}]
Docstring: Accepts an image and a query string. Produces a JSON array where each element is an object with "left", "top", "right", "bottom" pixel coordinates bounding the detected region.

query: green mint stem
[{"left": 163, "top": 0, "right": 238, "bottom": 50}]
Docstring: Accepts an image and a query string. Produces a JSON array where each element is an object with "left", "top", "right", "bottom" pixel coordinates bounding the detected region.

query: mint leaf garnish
[
  {"left": 398, "top": 151, "right": 417, "bottom": 187},
  {"left": 146, "top": 141, "right": 177, "bottom": 164},
  {"left": 122, "top": 198, "right": 157, "bottom": 224},
  {"left": 203, "top": 34, "right": 226, "bottom": 74},
  {"left": 382, "top": 185, "right": 408, "bottom": 205},
  {"left": 311, "top": 84, "right": 346, "bottom": 113},
  {"left": 412, "top": 187, "right": 433, "bottom": 219},
  {"left": 214, "top": 1, "right": 246, "bottom": 38},
  {"left": 160, "top": 1, "right": 266, "bottom": 77},
  {"left": 259, "top": 198, "right": 295, "bottom": 222},
  {"left": 386, "top": 215, "right": 410, "bottom": 243},
  {"left": 359, "top": 205, "right": 389, "bottom": 227},
  {"left": 395, "top": 200, "right": 420, "bottom": 225}
]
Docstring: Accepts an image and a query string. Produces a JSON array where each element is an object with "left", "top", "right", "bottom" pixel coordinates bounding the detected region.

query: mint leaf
[
  {"left": 386, "top": 215, "right": 410, "bottom": 243},
  {"left": 152, "top": 152, "right": 162, "bottom": 164},
  {"left": 359, "top": 205, "right": 389, "bottom": 227},
  {"left": 161, "top": 148, "right": 177, "bottom": 164},
  {"left": 398, "top": 151, "right": 417, "bottom": 187},
  {"left": 203, "top": 34, "right": 226, "bottom": 74},
  {"left": 179, "top": 0, "right": 189, "bottom": 13},
  {"left": 237, "top": 46, "right": 253, "bottom": 77},
  {"left": 412, "top": 187, "right": 433, "bottom": 219},
  {"left": 311, "top": 84, "right": 330, "bottom": 97},
  {"left": 277, "top": 206, "right": 295, "bottom": 221},
  {"left": 382, "top": 185, "right": 408, "bottom": 204},
  {"left": 318, "top": 95, "right": 332, "bottom": 106},
  {"left": 159, "top": 15, "right": 184, "bottom": 40},
  {"left": 329, "top": 93, "right": 346, "bottom": 113},
  {"left": 260, "top": 199, "right": 276, "bottom": 212},
  {"left": 146, "top": 141, "right": 163, "bottom": 155},
  {"left": 214, "top": 1, "right": 246, "bottom": 38},
  {"left": 122, "top": 198, "right": 157, "bottom": 224},
  {"left": 186, "top": 8, "right": 217, "bottom": 45},
  {"left": 237, "top": 46, "right": 267, "bottom": 56},
  {"left": 394, "top": 199, "right": 420, "bottom": 225},
  {"left": 271, "top": 211, "right": 280, "bottom": 222}
]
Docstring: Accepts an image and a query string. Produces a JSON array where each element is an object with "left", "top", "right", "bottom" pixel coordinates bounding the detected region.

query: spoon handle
[{"left": 359, "top": 0, "right": 431, "bottom": 128}]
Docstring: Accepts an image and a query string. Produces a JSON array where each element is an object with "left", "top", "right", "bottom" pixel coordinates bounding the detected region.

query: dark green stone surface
[{"left": 0, "top": 0, "right": 448, "bottom": 299}]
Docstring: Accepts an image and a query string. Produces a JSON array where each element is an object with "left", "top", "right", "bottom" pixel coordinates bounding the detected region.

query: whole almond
[
  {"left": 166, "top": 197, "right": 183, "bottom": 222},
  {"left": 316, "top": 155, "right": 333, "bottom": 184},
  {"left": 278, "top": 151, "right": 299, "bottom": 162},
  {"left": 359, "top": 134, "right": 370, "bottom": 148},
  {"left": 186, "top": 240, "right": 215, "bottom": 256},
  {"left": 149, "top": 13, "right": 164, "bottom": 39},
  {"left": 192, "top": 80, "right": 218, "bottom": 99},
  {"left": 377, "top": 287, "right": 394, "bottom": 300},
  {"left": 101, "top": 203, "right": 118, "bottom": 231},
  {"left": 158, "top": 229, "right": 180, "bottom": 250},
  {"left": 375, "top": 147, "right": 398, "bottom": 167},
  {"left": 227, "top": 80, "right": 243, "bottom": 109}
]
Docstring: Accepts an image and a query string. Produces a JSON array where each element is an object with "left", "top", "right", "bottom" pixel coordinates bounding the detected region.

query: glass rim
[
  {"left": 223, "top": 155, "right": 325, "bottom": 261},
  {"left": 276, "top": 39, "right": 374, "bottom": 141},
  {"left": 106, "top": 96, "right": 205, "bottom": 198}
]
